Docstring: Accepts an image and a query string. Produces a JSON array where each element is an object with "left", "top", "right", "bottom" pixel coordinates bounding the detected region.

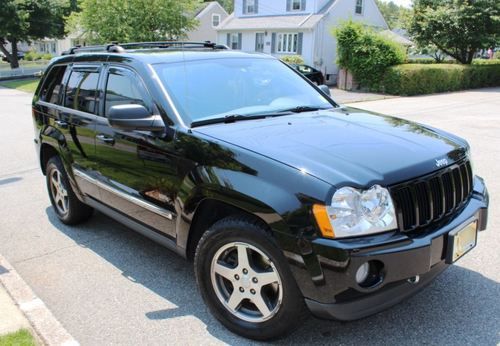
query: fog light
[{"left": 355, "top": 262, "right": 370, "bottom": 284}]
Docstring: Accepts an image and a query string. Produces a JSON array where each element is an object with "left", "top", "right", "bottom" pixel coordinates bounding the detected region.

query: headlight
[{"left": 313, "top": 185, "right": 397, "bottom": 238}]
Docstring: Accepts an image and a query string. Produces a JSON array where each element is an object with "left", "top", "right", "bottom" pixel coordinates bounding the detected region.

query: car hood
[{"left": 193, "top": 107, "right": 468, "bottom": 187}]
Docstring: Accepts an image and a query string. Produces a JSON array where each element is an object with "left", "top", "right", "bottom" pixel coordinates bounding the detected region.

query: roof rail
[{"left": 62, "top": 41, "right": 228, "bottom": 55}]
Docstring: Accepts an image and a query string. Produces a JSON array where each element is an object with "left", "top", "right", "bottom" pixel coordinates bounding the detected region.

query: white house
[
  {"left": 216, "top": 0, "right": 388, "bottom": 84},
  {"left": 187, "top": 1, "right": 229, "bottom": 42}
]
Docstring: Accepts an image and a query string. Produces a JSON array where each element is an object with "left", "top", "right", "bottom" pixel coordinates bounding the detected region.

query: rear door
[
  {"left": 61, "top": 65, "right": 101, "bottom": 198},
  {"left": 37, "top": 63, "right": 101, "bottom": 198},
  {"left": 93, "top": 65, "right": 177, "bottom": 238}
]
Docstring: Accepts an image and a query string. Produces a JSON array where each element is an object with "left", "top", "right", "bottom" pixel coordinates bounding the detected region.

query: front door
[
  {"left": 94, "top": 65, "right": 177, "bottom": 238},
  {"left": 255, "top": 33, "right": 265, "bottom": 52}
]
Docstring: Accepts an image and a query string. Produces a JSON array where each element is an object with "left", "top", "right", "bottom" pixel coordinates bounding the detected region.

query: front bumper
[{"left": 291, "top": 176, "right": 489, "bottom": 321}]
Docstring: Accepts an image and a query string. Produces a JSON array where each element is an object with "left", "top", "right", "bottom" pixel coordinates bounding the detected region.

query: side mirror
[
  {"left": 318, "top": 84, "right": 331, "bottom": 97},
  {"left": 108, "top": 104, "right": 165, "bottom": 132}
]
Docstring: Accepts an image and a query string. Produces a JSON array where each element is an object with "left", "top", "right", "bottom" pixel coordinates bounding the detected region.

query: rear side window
[
  {"left": 40, "top": 65, "right": 67, "bottom": 104},
  {"left": 104, "top": 69, "right": 152, "bottom": 116},
  {"left": 64, "top": 70, "right": 100, "bottom": 114}
]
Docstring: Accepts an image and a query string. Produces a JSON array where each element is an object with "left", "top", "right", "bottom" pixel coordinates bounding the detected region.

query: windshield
[{"left": 153, "top": 58, "right": 334, "bottom": 125}]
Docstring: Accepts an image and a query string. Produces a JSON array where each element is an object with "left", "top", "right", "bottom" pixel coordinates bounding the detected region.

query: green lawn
[
  {"left": 0, "top": 329, "right": 36, "bottom": 346},
  {"left": 0, "top": 78, "right": 40, "bottom": 93}
]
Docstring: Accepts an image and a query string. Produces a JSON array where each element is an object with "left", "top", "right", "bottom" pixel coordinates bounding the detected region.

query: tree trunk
[
  {"left": 0, "top": 39, "right": 13, "bottom": 65},
  {"left": 10, "top": 38, "right": 19, "bottom": 69}
]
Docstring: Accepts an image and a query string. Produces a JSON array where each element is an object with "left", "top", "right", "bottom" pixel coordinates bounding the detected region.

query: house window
[
  {"left": 255, "top": 33, "right": 264, "bottom": 52},
  {"left": 292, "top": 0, "right": 302, "bottom": 11},
  {"left": 212, "top": 14, "right": 221, "bottom": 27},
  {"left": 231, "top": 33, "right": 240, "bottom": 50},
  {"left": 245, "top": 0, "right": 256, "bottom": 14},
  {"left": 355, "top": 0, "right": 363, "bottom": 14},
  {"left": 277, "top": 33, "right": 299, "bottom": 54}
]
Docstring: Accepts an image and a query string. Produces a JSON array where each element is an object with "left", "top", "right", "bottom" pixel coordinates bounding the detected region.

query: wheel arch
[{"left": 180, "top": 186, "right": 293, "bottom": 260}]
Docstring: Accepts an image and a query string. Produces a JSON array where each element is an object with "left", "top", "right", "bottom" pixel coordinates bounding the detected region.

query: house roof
[
  {"left": 380, "top": 29, "right": 414, "bottom": 46},
  {"left": 193, "top": 1, "right": 228, "bottom": 19},
  {"left": 217, "top": 13, "right": 324, "bottom": 31}
]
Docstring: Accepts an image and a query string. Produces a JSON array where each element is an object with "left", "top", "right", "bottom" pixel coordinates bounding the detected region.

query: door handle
[
  {"left": 55, "top": 120, "right": 68, "bottom": 129},
  {"left": 96, "top": 134, "right": 115, "bottom": 145}
]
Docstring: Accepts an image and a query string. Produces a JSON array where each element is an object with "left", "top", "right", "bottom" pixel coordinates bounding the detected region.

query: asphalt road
[{"left": 0, "top": 87, "right": 498, "bottom": 345}]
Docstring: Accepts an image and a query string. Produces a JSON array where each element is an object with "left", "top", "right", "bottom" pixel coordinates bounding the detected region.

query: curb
[{"left": 0, "top": 254, "right": 78, "bottom": 346}]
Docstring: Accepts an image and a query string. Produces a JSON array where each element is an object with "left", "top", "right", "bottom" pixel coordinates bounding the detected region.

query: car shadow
[{"left": 45, "top": 207, "right": 499, "bottom": 345}]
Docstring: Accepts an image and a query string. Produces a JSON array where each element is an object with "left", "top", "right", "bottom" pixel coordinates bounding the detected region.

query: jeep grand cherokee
[{"left": 31, "top": 42, "right": 489, "bottom": 340}]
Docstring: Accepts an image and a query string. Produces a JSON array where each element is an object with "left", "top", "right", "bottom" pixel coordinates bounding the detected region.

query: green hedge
[
  {"left": 381, "top": 63, "right": 500, "bottom": 95},
  {"left": 280, "top": 55, "right": 305, "bottom": 65}
]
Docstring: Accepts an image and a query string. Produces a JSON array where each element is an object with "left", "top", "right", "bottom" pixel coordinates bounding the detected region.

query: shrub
[
  {"left": 333, "top": 20, "right": 406, "bottom": 89},
  {"left": 381, "top": 63, "right": 500, "bottom": 95},
  {"left": 41, "top": 53, "right": 53, "bottom": 60},
  {"left": 280, "top": 55, "right": 305, "bottom": 65},
  {"left": 24, "top": 50, "right": 37, "bottom": 61},
  {"left": 472, "top": 58, "right": 500, "bottom": 65}
]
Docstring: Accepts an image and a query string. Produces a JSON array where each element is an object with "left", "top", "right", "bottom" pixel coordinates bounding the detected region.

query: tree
[
  {"left": 408, "top": 0, "right": 500, "bottom": 64},
  {"left": 375, "top": 0, "right": 411, "bottom": 29},
  {"left": 0, "top": 0, "right": 68, "bottom": 68},
  {"left": 204, "top": 0, "right": 233, "bottom": 13},
  {"left": 72, "top": 0, "right": 202, "bottom": 43}
]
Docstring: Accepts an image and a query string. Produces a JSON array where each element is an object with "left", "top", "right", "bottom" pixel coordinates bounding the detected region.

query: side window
[
  {"left": 104, "top": 69, "right": 152, "bottom": 116},
  {"left": 64, "top": 70, "right": 100, "bottom": 114},
  {"left": 40, "top": 65, "right": 67, "bottom": 104}
]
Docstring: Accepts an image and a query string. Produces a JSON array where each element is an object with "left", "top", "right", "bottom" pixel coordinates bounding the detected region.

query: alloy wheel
[{"left": 210, "top": 242, "right": 283, "bottom": 323}]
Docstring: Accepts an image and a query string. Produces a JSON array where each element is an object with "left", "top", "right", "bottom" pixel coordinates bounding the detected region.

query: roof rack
[{"left": 62, "top": 41, "right": 228, "bottom": 55}]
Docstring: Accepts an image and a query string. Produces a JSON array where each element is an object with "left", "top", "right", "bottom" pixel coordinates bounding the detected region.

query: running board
[{"left": 84, "top": 196, "right": 185, "bottom": 258}]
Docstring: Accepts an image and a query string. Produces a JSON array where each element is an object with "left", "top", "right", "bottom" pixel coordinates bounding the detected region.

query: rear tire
[
  {"left": 46, "top": 156, "right": 93, "bottom": 225},
  {"left": 194, "top": 216, "right": 307, "bottom": 340}
]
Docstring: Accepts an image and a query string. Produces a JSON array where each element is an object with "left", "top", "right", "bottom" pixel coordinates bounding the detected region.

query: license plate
[{"left": 446, "top": 220, "right": 478, "bottom": 263}]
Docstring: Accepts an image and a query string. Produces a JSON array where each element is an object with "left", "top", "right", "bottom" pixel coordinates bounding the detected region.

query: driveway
[{"left": 0, "top": 87, "right": 498, "bottom": 345}]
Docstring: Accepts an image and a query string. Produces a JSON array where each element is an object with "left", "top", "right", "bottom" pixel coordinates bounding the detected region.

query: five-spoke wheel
[
  {"left": 45, "top": 156, "right": 93, "bottom": 225},
  {"left": 211, "top": 242, "right": 282, "bottom": 322},
  {"left": 195, "top": 216, "right": 307, "bottom": 340}
]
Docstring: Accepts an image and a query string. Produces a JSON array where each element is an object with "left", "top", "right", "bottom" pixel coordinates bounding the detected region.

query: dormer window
[
  {"left": 212, "top": 13, "right": 221, "bottom": 27},
  {"left": 244, "top": 0, "right": 257, "bottom": 14},
  {"left": 355, "top": 0, "right": 364, "bottom": 14},
  {"left": 287, "top": 0, "right": 305, "bottom": 12}
]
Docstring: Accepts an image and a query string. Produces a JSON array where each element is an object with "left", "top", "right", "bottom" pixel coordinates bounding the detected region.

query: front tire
[
  {"left": 194, "top": 216, "right": 307, "bottom": 340},
  {"left": 46, "top": 156, "right": 93, "bottom": 225}
]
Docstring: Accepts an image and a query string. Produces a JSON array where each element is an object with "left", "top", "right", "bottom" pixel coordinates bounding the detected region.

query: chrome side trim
[{"left": 73, "top": 168, "right": 174, "bottom": 220}]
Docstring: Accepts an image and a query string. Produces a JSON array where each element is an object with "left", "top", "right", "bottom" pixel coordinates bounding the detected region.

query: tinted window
[
  {"left": 64, "top": 70, "right": 99, "bottom": 114},
  {"left": 104, "top": 70, "right": 151, "bottom": 116},
  {"left": 40, "top": 65, "right": 67, "bottom": 104},
  {"left": 154, "top": 58, "right": 332, "bottom": 123}
]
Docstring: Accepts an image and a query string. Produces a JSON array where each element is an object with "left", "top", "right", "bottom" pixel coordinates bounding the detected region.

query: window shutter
[
  {"left": 255, "top": 0, "right": 259, "bottom": 13},
  {"left": 255, "top": 33, "right": 258, "bottom": 51},
  {"left": 243, "top": 0, "right": 247, "bottom": 14},
  {"left": 286, "top": 0, "right": 291, "bottom": 11},
  {"left": 238, "top": 33, "right": 242, "bottom": 50},
  {"left": 226, "top": 33, "right": 231, "bottom": 46},
  {"left": 297, "top": 33, "right": 303, "bottom": 54},
  {"left": 271, "top": 33, "right": 276, "bottom": 53},
  {"left": 301, "top": 0, "right": 306, "bottom": 10}
]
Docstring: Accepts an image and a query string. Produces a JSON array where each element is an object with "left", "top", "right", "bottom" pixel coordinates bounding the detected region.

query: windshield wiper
[
  {"left": 191, "top": 114, "right": 266, "bottom": 127},
  {"left": 191, "top": 111, "right": 293, "bottom": 127},
  {"left": 279, "top": 106, "right": 331, "bottom": 113}
]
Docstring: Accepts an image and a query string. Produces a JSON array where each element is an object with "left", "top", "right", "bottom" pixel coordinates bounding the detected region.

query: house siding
[
  {"left": 218, "top": 0, "right": 388, "bottom": 85},
  {"left": 187, "top": 2, "right": 229, "bottom": 42}
]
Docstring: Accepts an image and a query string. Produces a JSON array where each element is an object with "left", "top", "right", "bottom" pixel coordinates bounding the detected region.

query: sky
[{"left": 382, "top": 0, "right": 413, "bottom": 7}]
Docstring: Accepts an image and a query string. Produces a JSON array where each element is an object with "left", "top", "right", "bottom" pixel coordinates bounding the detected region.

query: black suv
[{"left": 32, "top": 42, "right": 489, "bottom": 340}]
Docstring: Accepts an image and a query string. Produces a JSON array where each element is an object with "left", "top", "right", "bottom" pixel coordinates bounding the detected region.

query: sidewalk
[
  {"left": 0, "top": 283, "right": 30, "bottom": 335},
  {"left": 329, "top": 87, "right": 398, "bottom": 104}
]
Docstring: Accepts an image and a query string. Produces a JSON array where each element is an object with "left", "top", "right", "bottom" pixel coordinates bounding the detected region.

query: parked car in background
[
  {"left": 32, "top": 41, "right": 489, "bottom": 341},
  {"left": 292, "top": 64, "right": 325, "bottom": 85},
  {"left": 1, "top": 51, "right": 25, "bottom": 62}
]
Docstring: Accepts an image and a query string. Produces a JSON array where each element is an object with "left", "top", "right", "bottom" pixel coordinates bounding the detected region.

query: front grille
[{"left": 390, "top": 160, "right": 473, "bottom": 232}]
